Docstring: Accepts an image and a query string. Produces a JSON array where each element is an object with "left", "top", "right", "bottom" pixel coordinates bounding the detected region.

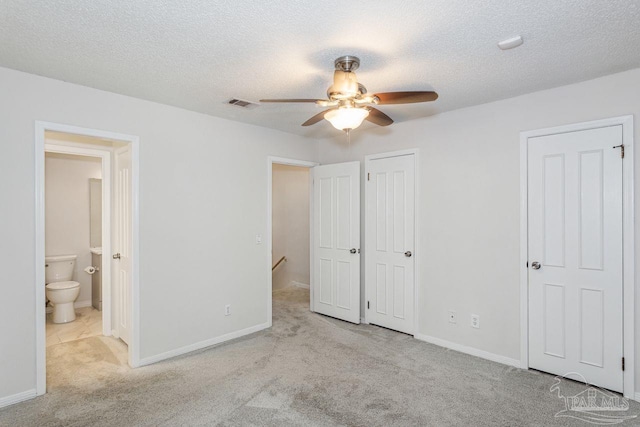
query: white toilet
[{"left": 45, "top": 255, "right": 81, "bottom": 324}]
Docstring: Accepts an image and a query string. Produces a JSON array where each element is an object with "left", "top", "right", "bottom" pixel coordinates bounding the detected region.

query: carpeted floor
[{"left": 1, "top": 287, "right": 638, "bottom": 426}]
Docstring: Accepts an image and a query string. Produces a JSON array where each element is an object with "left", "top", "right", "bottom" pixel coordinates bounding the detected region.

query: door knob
[
  {"left": 404, "top": 251, "right": 412, "bottom": 257},
  {"left": 113, "top": 253, "right": 121, "bottom": 260},
  {"left": 350, "top": 248, "right": 357, "bottom": 254},
  {"left": 531, "top": 261, "right": 541, "bottom": 270}
]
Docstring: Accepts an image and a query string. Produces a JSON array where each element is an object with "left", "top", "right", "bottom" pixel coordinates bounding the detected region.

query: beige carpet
[{"left": 1, "top": 287, "right": 637, "bottom": 426}]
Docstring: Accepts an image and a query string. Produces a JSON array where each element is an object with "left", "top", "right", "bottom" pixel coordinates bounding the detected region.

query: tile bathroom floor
[{"left": 46, "top": 306, "right": 102, "bottom": 346}]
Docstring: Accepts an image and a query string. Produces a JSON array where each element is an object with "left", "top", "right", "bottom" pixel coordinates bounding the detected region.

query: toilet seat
[{"left": 46, "top": 281, "right": 80, "bottom": 290}]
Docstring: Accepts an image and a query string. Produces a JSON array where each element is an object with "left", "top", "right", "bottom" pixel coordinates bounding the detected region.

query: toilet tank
[{"left": 45, "top": 255, "right": 77, "bottom": 283}]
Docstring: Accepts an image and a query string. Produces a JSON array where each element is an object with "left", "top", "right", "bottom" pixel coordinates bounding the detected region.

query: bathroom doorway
[
  {"left": 35, "top": 122, "right": 140, "bottom": 396},
  {"left": 44, "top": 150, "right": 105, "bottom": 346},
  {"left": 267, "top": 157, "right": 317, "bottom": 324}
]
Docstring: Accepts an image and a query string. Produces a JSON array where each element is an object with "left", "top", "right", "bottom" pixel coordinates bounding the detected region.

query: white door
[
  {"left": 312, "top": 161, "right": 360, "bottom": 324},
  {"left": 114, "top": 146, "right": 132, "bottom": 344},
  {"left": 365, "top": 154, "right": 415, "bottom": 334},
  {"left": 528, "top": 125, "right": 623, "bottom": 392}
]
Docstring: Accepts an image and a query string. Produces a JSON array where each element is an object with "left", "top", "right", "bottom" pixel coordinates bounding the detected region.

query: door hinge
[
  {"left": 367, "top": 301, "right": 370, "bottom": 309},
  {"left": 367, "top": 172, "right": 370, "bottom": 181},
  {"left": 622, "top": 357, "right": 625, "bottom": 371},
  {"left": 613, "top": 144, "right": 625, "bottom": 159}
]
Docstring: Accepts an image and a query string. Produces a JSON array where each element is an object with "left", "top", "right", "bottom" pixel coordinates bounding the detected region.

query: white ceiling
[{"left": 2, "top": 1, "right": 639, "bottom": 139}]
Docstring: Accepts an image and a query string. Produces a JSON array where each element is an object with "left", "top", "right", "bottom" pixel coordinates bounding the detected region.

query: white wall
[
  {"left": 272, "top": 164, "right": 310, "bottom": 290},
  {"left": 0, "top": 66, "right": 318, "bottom": 403},
  {"left": 45, "top": 153, "right": 102, "bottom": 305},
  {"left": 3, "top": 61, "right": 639, "bottom": 405},
  {"left": 319, "top": 67, "right": 640, "bottom": 388}
]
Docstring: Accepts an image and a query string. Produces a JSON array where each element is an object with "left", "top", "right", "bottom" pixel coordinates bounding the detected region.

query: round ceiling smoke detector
[{"left": 498, "top": 35, "right": 524, "bottom": 50}]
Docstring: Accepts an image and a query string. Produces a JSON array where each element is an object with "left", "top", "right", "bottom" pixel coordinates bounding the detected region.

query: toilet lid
[{"left": 46, "top": 281, "right": 80, "bottom": 290}]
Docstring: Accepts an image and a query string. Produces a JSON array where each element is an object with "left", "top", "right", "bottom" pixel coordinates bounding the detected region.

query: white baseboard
[
  {"left": 0, "top": 389, "right": 37, "bottom": 409},
  {"left": 290, "top": 281, "right": 310, "bottom": 289},
  {"left": 74, "top": 300, "right": 92, "bottom": 309},
  {"left": 634, "top": 392, "right": 640, "bottom": 403},
  {"left": 138, "top": 322, "right": 271, "bottom": 367},
  {"left": 414, "top": 333, "right": 521, "bottom": 368}
]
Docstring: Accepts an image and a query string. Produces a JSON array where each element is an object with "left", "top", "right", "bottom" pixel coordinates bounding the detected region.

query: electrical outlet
[
  {"left": 225, "top": 305, "right": 231, "bottom": 316},
  {"left": 448, "top": 310, "right": 457, "bottom": 324},
  {"left": 471, "top": 314, "right": 480, "bottom": 329},
  {"left": 255, "top": 234, "right": 262, "bottom": 245}
]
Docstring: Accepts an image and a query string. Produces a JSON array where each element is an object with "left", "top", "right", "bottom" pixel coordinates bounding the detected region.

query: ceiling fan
[{"left": 260, "top": 55, "right": 438, "bottom": 132}]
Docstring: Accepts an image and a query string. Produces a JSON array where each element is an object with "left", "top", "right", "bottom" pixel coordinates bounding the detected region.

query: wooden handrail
[{"left": 272, "top": 256, "right": 286, "bottom": 271}]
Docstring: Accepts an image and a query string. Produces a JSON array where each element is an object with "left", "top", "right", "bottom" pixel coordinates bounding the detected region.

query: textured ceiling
[{"left": 2, "top": 1, "right": 639, "bottom": 139}]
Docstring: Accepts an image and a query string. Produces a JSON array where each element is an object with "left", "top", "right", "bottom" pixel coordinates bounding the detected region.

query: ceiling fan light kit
[
  {"left": 325, "top": 107, "right": 369, "bottom": 131},
  {"left": 260, "top": 55, "right": 438, "bottom": 133}
]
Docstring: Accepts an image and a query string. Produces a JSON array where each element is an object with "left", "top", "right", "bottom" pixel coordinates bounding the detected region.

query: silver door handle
[
  {"left": 531, "top": 261, "right": 541, "bottom": 270},
  {"left": 113, "top": 253, "right": 121, "bottom": 260},
  {"left": 350, "top": 248, "right": 357, "bottom": 254},
  {"left": 405, "top": 251, "right": 412, "bottom": 257}
]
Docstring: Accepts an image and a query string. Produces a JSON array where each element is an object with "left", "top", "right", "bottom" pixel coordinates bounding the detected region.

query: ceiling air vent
[{"left": 227, "top": 98, "right": 258, "bottom": 109}]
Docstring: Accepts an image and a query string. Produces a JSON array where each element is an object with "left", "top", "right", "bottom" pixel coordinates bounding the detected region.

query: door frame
[
  {"left": 43, "top": 141, "right": 112, "bottom": 338},
  {"left": 35, "top": 121, "right": 141, "bottom": 396},
  {"left": 266, "top": 156, "right": 318, "bottom": 325},
  {"left": 519, "top": 115, "right": 634, "bottom": 398},
  {"left": 363, "top": 149, "right": 420, "bottom": 335}
]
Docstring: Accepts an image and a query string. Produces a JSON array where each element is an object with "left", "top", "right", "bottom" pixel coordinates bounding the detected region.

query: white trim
[
  {"left": 129, "top": 134, "right": 141, "bottom": 368},
  {"left": 269, "top": 156, "right": 318, "bottom": 168},
  {"left": 290, "top": 281, "right": 310, "bottom": 289},
  {"left": 308, "top": 166, "right": 315, "bottom": 313},
  {"left": 138, "top": 322, "right": 270, "bottom": 367},
  {"left": 519, "top": 132, "right": 529, "bottom": 371},
  {"left": 365, "top": 148, "right": 420, "bottom": 161},
  {"left": 634, "top": 393, "right": 640, "bottom": 403},
  {"left": 363, "top": 149, "right": 419, "bottom": 336},
  {"left": 266, "top": 156, "right": 319, "bottom": 325},
  {"left": 34, "top": 126, "right": 45, "bottom": 396},
  {"left": 35, "top": 121, "right": 141, "bottom": 398},
  {"left": 44, "top": 142, "right": 112, "bottom": 338},
  {"left": 74, "top": 300, "right": 93, "bottom": 309},
  {"left": 519, "top": 115, "right": 634, "bottom": 399},
  {"left": 415, "top": 333, "right": 521, "bottom": 368},
  {"left": 0, "top": 389, "right": 37, "bottom": 409}
]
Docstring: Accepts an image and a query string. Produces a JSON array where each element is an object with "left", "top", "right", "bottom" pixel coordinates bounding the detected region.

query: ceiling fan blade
[
  {"left": 366, "top": 107, "right": 394, "bottom": 127},
  {"left": 373, "top": 91, "right": 438, "bottom": 105},
  {"left": 301, "top": 108, "right": 335, "bottom": 126},
  {"left": 260, "top": 98, "right": 327, "bottom": 103}
]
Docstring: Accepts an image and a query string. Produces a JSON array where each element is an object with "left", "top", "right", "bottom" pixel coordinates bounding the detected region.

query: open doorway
[
  {"left": 44, "top": 150, "right": 106, "bottom": 343},
  {"left": 35, "top": 122, "right": 140, "bottom": 396},
  {"left": 267, "top": 157, "right": 317, "bottom": 324}
]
